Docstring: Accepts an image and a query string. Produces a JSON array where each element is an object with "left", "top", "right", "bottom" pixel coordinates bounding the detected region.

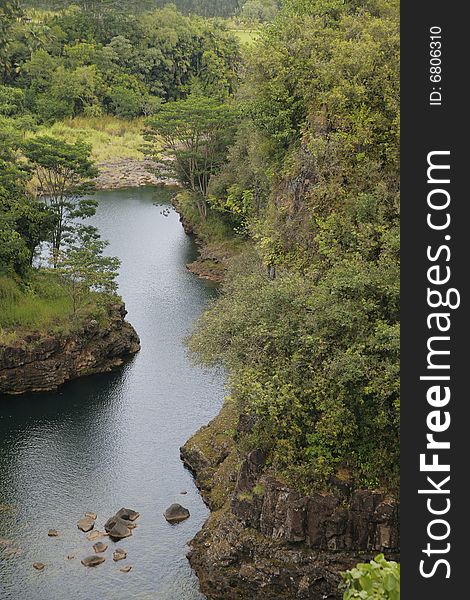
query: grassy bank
[
  {"left": 0, "top": 272, "right": 108, "bottom": 345},
  {"left": 35, "top": 116, "right": 145, "bottom": 163},
  {"left": 176, "top": 192, "right": 247, "bottom": 281}
]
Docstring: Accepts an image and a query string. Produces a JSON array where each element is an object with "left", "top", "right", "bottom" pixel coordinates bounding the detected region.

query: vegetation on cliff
[{"left": 187, "top": 0, "right": 400, "bottom": 494}]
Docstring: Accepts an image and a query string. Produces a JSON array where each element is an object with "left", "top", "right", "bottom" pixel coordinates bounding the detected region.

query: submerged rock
[
  {"left": 77, "top": 518, "right": 94, "bottom": 533},
  {"left": 87, "top": 530, "right": 105, "bottom": 541},
  {"left": 120, "top": 565, "right": 132, "bottom": 573},
  {"left": 113, "top": 548, "right": 127, "bottom": 562},
  {"left": 33, "top": 562, "right": 45, "bottom": 571},
  {"left": 93, "top": 542, "right": 108, "bottom": 554},
  {"left": 81, "top": 555, "right": 106, "bottom": 567},
  {"left": 47, "top": 530, "right": 59, "bottom": 537},
  {"left": 164, "top": 504, "right": 190, "bottom": 524}
]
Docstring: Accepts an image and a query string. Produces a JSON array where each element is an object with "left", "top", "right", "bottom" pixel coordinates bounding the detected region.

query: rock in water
[
  {"left": 104, "top": 516, "right": 117, "bottom": 533},
  {"left": 33, "top": 562, "right": 45, "bottom": 571},
  {"left": 85, "top": 512, "right": 97, "bottom": 521},
  {"left": 86, "top": 530, "right": 104, "bottom": 541},
  {"left": 120, "top": 565, "right": 132, "bottom": 573},
  {"left": 81, "top": 556, "right": 106, "bottom": 567},
  {"left": 164, "top": 504, "right": 190, "bottom": 523},
  {"left": 108, "top": 519, "right": 132, "bottom": 541},
  {"left": 66, "top": 554, "right": 75, "bottom": 560},
  {"left": 48, "top": 530, "right": 59, "bottom": 537},
  {"left": 77, "top": 518, "right": 94, "bottom": 533},
  {"left": 113, "top": 548, "right": 127, "bottom": 562},
  {"left": 115, "top": 508, "right": 140, "bottom": 522},
  {"left": 93, "top": 542, "right": 108, "bottom": 554}
]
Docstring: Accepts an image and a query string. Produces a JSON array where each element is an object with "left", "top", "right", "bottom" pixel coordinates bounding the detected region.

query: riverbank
[
  {"left": 172, "top": 193, "right": 246, "bottom": 283},
  {"left": 0, "top": 302, "right": 140, "bottom": 395},
  {"left": 181, "top": 403, "right": 400, "bottom": 600},
  {"left": 95, "top": 158, "right": 179, "bottom": 190}
]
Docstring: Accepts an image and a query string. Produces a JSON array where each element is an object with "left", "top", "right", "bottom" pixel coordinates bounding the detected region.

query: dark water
[{"left": 0, "top": 187, "right": 224, "bottom": 600}]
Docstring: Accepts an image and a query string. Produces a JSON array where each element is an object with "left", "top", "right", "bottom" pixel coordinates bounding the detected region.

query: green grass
[
  {"left": 231, "top": 29, "right": 260, "bottom": 46},
  {"left": 0, "top": 273, "right": 73, "bottom": 336},
  {"left": 33, "top": 116, "right": 145, "bottom": 163}
]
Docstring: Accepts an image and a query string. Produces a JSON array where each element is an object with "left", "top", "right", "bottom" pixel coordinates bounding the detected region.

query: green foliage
[
  {"left": 240, "top": 0, "right": 278, "bottom": 23},
  {"left": 21, "top": 1, "right": 245, "bottom": 19},
  {"left": 58, "top": 225, "right": 120, "bottom": 314},
  {"left": 0, "top": 0, "right": 22, "bottom": 81},
  {"left": 22, "top": 135, "right": 98, "bottom": 266},
  {"left": 189, "top": 0, "right": 400, "bottom": 492},
  {"left": 3, "top": 4, "right": 241, "bottom": 121},
  {"left": 341, "top": 554, "right": 400, "bottom": 600},
  {"left": 145, "top": 95, "right": 238, "bottom": 216},
  {"left": 0, "top": 272, "right": 73, "bottom": 330}
]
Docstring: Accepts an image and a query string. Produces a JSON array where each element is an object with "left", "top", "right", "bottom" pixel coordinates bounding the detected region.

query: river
[{"left": 0, "top": 187, "right": 224, "bottom": 600}]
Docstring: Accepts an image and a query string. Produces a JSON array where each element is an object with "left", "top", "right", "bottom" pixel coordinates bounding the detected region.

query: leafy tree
[
  {"left": 0, "top": 135, "right": 52, "bottom": 274},
  {"left": 0, "top": 0, "right": 22, "bottom": 82},
  {"left": 145, "top": 95, "right": 238, "bottom": 218},
  {"left": 22, "top": 136, "right": 98, "bottom": 266},
  {"left": 0, "top": 84, "right": 25, "bottom": 115},
  {"left": 58, "top": 225, "right": 120, "bottom": 315},
  {"left": 240, "top": 0, "right": 278, "bottom": 23}
]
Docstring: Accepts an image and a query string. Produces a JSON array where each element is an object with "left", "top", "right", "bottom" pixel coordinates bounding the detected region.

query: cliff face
[
  {"left": 0, "top": 304, "right": 140, "bottom": 396},
  {"left": 181, "top": 404, "right": 399, "bottom": 600}
]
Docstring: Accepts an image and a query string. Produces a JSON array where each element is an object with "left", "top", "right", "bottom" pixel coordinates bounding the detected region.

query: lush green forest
[
  {"left": 1, "top": 0, "right": 399, "bottom": 489},
  {"left": 20, "top": 0, "right": 279, "bottom": 19}
]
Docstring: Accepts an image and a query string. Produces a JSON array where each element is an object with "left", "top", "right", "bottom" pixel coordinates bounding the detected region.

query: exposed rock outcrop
[
  {"left": 181, "top": 405, "right": 399, "bottom": 600},
  {"left": 0, "top": 304, "right": 140, "bottom": 396}
]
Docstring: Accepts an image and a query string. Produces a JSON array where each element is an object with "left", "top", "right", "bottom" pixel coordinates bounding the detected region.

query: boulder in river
[
  {"left": 115, "top": 508, "right": 140, "bottom": 522},
  {"left": 77, "top": 517, "right": 94, "bottom": 533},
  {"left": 85, "top": 512, "right": 97, "bottom": 521},
  {"left": 108, "top": 519, "right": 132, "bottom": 541},
  {"left": 48, "top": 529, "right": 59, "bottom": 537},
  {"left": 33, "top": 562, "right": 45, "bottom": 571},
  {"left": 81, "top": 555, "right": 106, "bottom": 567},
  {"left": 113, "top": 548, "right": 127, "bottom": 562},
  {"left": 164, "top": 504, "right": 190, "bottom": 524},
  {"left": 93, "top": 542, "right": 108, "bottom": 554},
  {"left": 120, "top": 565, "right": 132, "bottom": 573}
]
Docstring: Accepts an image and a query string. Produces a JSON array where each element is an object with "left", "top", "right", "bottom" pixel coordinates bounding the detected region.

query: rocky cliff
[
  {"left": 0, "top": 304, "right": 140, "bottom": 395},
  {"left": 181, "top": 403, "right": 399, "bottom": 600}
]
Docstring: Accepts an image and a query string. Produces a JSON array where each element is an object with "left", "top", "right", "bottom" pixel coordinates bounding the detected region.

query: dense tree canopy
[
  {"left": 20, "top": 0, "right": 247, "bottom": 18},
  {"left": 1, "top": 4, "right": 241, "bottom": 121}
]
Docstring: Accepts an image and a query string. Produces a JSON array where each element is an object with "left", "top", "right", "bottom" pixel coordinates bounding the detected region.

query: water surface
[{"left": 0, "top": 187, "right": 223, "bottom": 600}]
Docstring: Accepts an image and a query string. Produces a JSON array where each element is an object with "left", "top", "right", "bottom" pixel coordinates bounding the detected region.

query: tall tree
[
  {"left": 145, "top": 95, "right": 237, "bottom": 219},
  {"left": 58, "top": 225, "right": 120, "bottom": 315},
  {"left": 0, "top": 0, "right": 22, "bottom": 82},
  {"left": 22, "top": 136, "right": 98, "bottom": 266}
]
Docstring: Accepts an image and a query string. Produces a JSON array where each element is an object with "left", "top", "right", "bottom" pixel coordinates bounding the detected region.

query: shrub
[{"left": 341, "top": 554, "right": 400, "bottom": 600}]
